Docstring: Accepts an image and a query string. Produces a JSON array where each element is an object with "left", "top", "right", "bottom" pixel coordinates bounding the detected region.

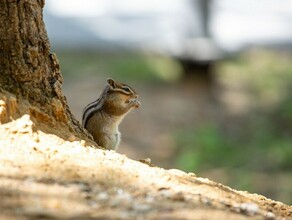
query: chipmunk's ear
[{"left": 107, "top": 78, "right": 117, "bottom": 88}]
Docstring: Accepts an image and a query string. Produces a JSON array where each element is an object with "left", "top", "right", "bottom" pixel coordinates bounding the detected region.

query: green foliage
[{"left": 176, "top": 125, "right": 240, "bottom": 172}]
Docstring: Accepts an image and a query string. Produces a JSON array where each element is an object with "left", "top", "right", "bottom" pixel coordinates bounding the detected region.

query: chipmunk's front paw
[
  {"left": 132, "top": 99, "right": 141, "bottom": 108},
  {"left": 127, "top": 98, "right": 141, "bottom": 108}
]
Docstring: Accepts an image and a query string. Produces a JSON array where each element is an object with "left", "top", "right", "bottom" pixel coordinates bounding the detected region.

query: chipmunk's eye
[{"left": 122, "top": 86, "right": 131, "bottom": 92}]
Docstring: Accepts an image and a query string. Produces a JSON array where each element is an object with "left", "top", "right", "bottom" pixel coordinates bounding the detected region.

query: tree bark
[{"left": 0, "top": 0, "right": 90, "bottom": 141}]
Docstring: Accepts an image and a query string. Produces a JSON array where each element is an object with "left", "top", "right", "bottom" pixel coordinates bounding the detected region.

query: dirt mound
[{"left": 0, "top": 93, "right": 291, "bottom": 219}]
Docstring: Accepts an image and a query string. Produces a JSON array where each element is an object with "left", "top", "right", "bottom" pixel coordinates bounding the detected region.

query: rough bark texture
[{"left": 0, "top": 0, "right": 91, "bottom": 141}]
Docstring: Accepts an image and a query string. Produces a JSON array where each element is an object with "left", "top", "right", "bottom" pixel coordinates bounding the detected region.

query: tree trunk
[{"left": 0, "top": 0, "right": 91, "bottom": 142}]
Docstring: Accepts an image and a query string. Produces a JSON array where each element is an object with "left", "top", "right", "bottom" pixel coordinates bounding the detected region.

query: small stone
[
  {"left": 188, "top": 172, "right": 197, "bottom": 177},
  {"left": 265, "top": 212, "right": 275, "bottom": 220},
  {"left": 96, "top": 192, "right": 108, "bottom": 201},
  {"left": 143, "top": 158, "right": 151, "bottom": 164},
  {"left": 201, "top": 197, "right": 212, "bottom": 206},
  {"left": 139, "top": 158, "right": 154, "bottom": 167},
  {"left": 117, "top": 188, "right": 124, "bottom": 195},
  {"left": 240, "top": 202, "right": 259, "bottom": 216},
  {"left": 68, "top": 135, "right": 76, "bottom": 142}
]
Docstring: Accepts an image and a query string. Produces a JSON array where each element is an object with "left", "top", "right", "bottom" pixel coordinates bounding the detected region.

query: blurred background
[{"left": 44, "top": 0, "right": 292, "bottom": 204}]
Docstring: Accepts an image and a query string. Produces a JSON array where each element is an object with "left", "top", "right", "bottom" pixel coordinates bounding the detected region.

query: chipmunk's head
[{"left": 102, "top": 78, "right": 141, "bottom": 115}]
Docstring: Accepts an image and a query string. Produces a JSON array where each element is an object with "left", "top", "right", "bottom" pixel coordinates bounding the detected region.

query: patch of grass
[
  {"left": 175, "top": 123, "right": 292, "bottom": 173},
  {"left": 175, "top": 125, "right": 242, "bottom": 172}
]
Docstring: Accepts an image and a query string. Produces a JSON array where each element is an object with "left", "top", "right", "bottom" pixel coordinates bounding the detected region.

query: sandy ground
[{"left": 0, "top": 92, "right": 291, "bottom": 219}]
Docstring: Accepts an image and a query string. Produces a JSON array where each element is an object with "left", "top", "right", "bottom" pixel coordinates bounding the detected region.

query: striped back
[{"left": 82, "top": 85, "right": 110, "bottom": 127}]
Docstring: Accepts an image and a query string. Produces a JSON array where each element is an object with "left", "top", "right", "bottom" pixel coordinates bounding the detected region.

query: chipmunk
[{"left": 82, "top": 78, "right": 141, "bottom": 150}]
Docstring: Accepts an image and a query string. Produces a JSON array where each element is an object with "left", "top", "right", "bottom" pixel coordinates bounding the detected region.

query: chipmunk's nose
[{"left": 133, "top": 94, "right": 138, "bottom": 99}]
